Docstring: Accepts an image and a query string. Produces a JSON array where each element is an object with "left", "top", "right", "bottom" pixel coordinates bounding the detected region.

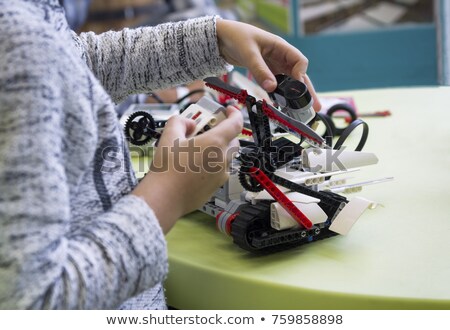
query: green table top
[{"left": 133, "top": 86, "right": 450, "bottom": 309}]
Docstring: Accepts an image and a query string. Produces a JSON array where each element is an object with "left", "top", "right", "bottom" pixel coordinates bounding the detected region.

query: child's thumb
[{"left": 158, "top": 116, "right": 196, "bottom": 146}]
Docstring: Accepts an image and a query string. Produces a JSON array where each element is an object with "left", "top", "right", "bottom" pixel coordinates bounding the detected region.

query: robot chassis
[{"left": 124, "top": 74, "right": 383, "bottom": 253}]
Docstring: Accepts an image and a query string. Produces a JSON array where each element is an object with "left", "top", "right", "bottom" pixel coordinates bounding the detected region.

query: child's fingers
[
  {"left": 303, "top": 74, "right": 322, "bottom": 112},
  {"left": 202, "top": 106, "right": 243, "bottom": 145},
  {"left": 158, "top": 116, "right": 196, "bottom": 145},
  {"left": 246, "top": 51, "right": 277, "bottom": 92},
  {"left": 282, "top": 43, "right": 309, "bottom": 79},
  {"left": 246, "top": 35, "right": 309, "bottom": 92},
  {"left": 226, "top": 138, "right": 240, "bottom": 163}
]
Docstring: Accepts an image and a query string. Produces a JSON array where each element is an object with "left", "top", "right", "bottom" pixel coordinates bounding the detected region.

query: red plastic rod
[{"left": 248, "top": 167, "right": 313, "bottom": 229}]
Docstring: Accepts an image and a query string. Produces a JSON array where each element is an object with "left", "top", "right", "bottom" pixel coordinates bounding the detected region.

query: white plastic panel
[
  {"left": 271, "top": 200, "right": 327, "bottom": 230},
  {"left": 329, "top": 197, "right": 377, "bottom": 235},
  {"left": 302, "top": 148, "right": 378, "bottom": 172}
]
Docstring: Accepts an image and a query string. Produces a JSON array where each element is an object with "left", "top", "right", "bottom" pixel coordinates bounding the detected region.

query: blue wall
[{"left": 285, "top": 24, "right": 438, "bottom": 91}]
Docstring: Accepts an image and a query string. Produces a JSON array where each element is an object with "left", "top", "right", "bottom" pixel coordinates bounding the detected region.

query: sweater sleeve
[
  {"left": 76, "top": 16, "right": 232, "bottom": 102},
  {"left": 0, "top": 9, "right": 167, "bottom": 309}
]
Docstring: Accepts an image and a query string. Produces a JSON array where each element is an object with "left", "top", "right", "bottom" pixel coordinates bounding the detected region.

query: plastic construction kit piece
[
  {"left": 121, "top": 103, "right": 180, "bottom": 130},
  {"left": 122, "top": 96, "right": 226, "bottom": 145},
  {"left": 329, "top": 197, "right": 378, "bottom": 235},
  {"left": 199, "top": 75, "right": 390, "bottom": 253},
  {"left": 124, "top": 111, "right": 159, "bottom": 146},
  {"left": 179, "top": 96, "right": 227, "bottom": 136},
  {"left": 205, "top": 76, "right": 327, "bottom": 149},
  {"left": 269, "top": 74, "right": 316, "bottom": 124},
  {"left": 248, "top": 166, "right": 313, "bottom": 229},
  {"left": 302, "top": 148, "right": 379, "bottom": 172},
  {"left": 121, "top": 103, "right": 179, "bottom": 146},
  {"left": 125, "top": 74, "right": 391, "bottom": 253}
]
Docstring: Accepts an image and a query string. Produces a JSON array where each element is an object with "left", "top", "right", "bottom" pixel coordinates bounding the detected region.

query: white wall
[{"left": 437, "top": 0, "right": 450, "bottom": 85}]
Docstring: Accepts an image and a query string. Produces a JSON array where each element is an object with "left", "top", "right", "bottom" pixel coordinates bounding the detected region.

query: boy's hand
[
  {"left": 216, "top": 19, "right": 321, "bottom": 112},
  {"left": 132, "top": 107, "right": 243, "bottom": 233}
]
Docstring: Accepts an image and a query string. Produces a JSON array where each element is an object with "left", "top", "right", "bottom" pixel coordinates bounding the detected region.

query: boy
[{"left": 0, "top": 0, "right": 319, "bottom": 309}]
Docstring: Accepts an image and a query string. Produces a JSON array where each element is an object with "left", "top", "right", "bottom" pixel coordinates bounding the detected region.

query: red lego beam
[{"left": 248, "top": 167, "right": 313, "bottom": 229}]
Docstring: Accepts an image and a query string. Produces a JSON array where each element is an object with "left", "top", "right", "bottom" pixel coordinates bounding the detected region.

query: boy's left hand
[{"left": 216, "top": 19, "right": 321, "bottom": 112}]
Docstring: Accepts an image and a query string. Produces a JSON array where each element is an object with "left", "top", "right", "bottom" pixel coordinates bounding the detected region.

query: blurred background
[{"left": 62, "top": 0, "right": 449, "bottom": 94}]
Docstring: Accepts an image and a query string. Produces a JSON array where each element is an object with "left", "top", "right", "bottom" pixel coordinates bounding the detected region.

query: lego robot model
[
  {"left": 124, "top": 75, "right": 389, "bottom": 253},
  {"left": 200, "top": 75, "right": 389, "bottom": 253}
]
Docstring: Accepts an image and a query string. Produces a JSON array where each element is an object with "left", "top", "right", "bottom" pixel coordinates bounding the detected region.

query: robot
[{"left": 124, "top": 74, "right": 390, "bottom": 253}]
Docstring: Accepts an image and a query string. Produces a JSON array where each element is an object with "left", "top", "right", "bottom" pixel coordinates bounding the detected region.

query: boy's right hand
[{"left": 132, "top": 106, "right": 243, "bottom": 233}]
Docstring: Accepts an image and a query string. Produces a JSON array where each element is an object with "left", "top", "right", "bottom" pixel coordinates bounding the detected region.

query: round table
[{"left": 135, "top": 86, "right": 450, "bottom": 309}]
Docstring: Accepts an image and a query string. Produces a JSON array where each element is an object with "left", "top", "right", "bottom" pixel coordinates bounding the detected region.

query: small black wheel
[
  {"left": 124, "top": 111, "right": 156, "bottom": 146},
  {"left": 238, "top": 170, "right": 263, "bottom": 192},
  {"left": 237, "top": 144, "right": 277, "bottom": 193},
  {"left": 237, "top": 146, "right": 265, "bottom": 192}
]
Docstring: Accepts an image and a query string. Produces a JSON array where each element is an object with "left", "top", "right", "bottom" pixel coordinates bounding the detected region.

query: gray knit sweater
[{"left": 0, "top": 0, "right": 229, "bottom": 309}]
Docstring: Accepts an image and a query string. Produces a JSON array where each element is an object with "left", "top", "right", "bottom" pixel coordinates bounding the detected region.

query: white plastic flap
[
  {"left": 302, "top": 148, "right": 379, "bottom": 172},
  {"left": 285, "top": 192, "right": 320, "bottom": 204},
  {"left": 329, "top": 197, "right": 376, "bottom": 235}
]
